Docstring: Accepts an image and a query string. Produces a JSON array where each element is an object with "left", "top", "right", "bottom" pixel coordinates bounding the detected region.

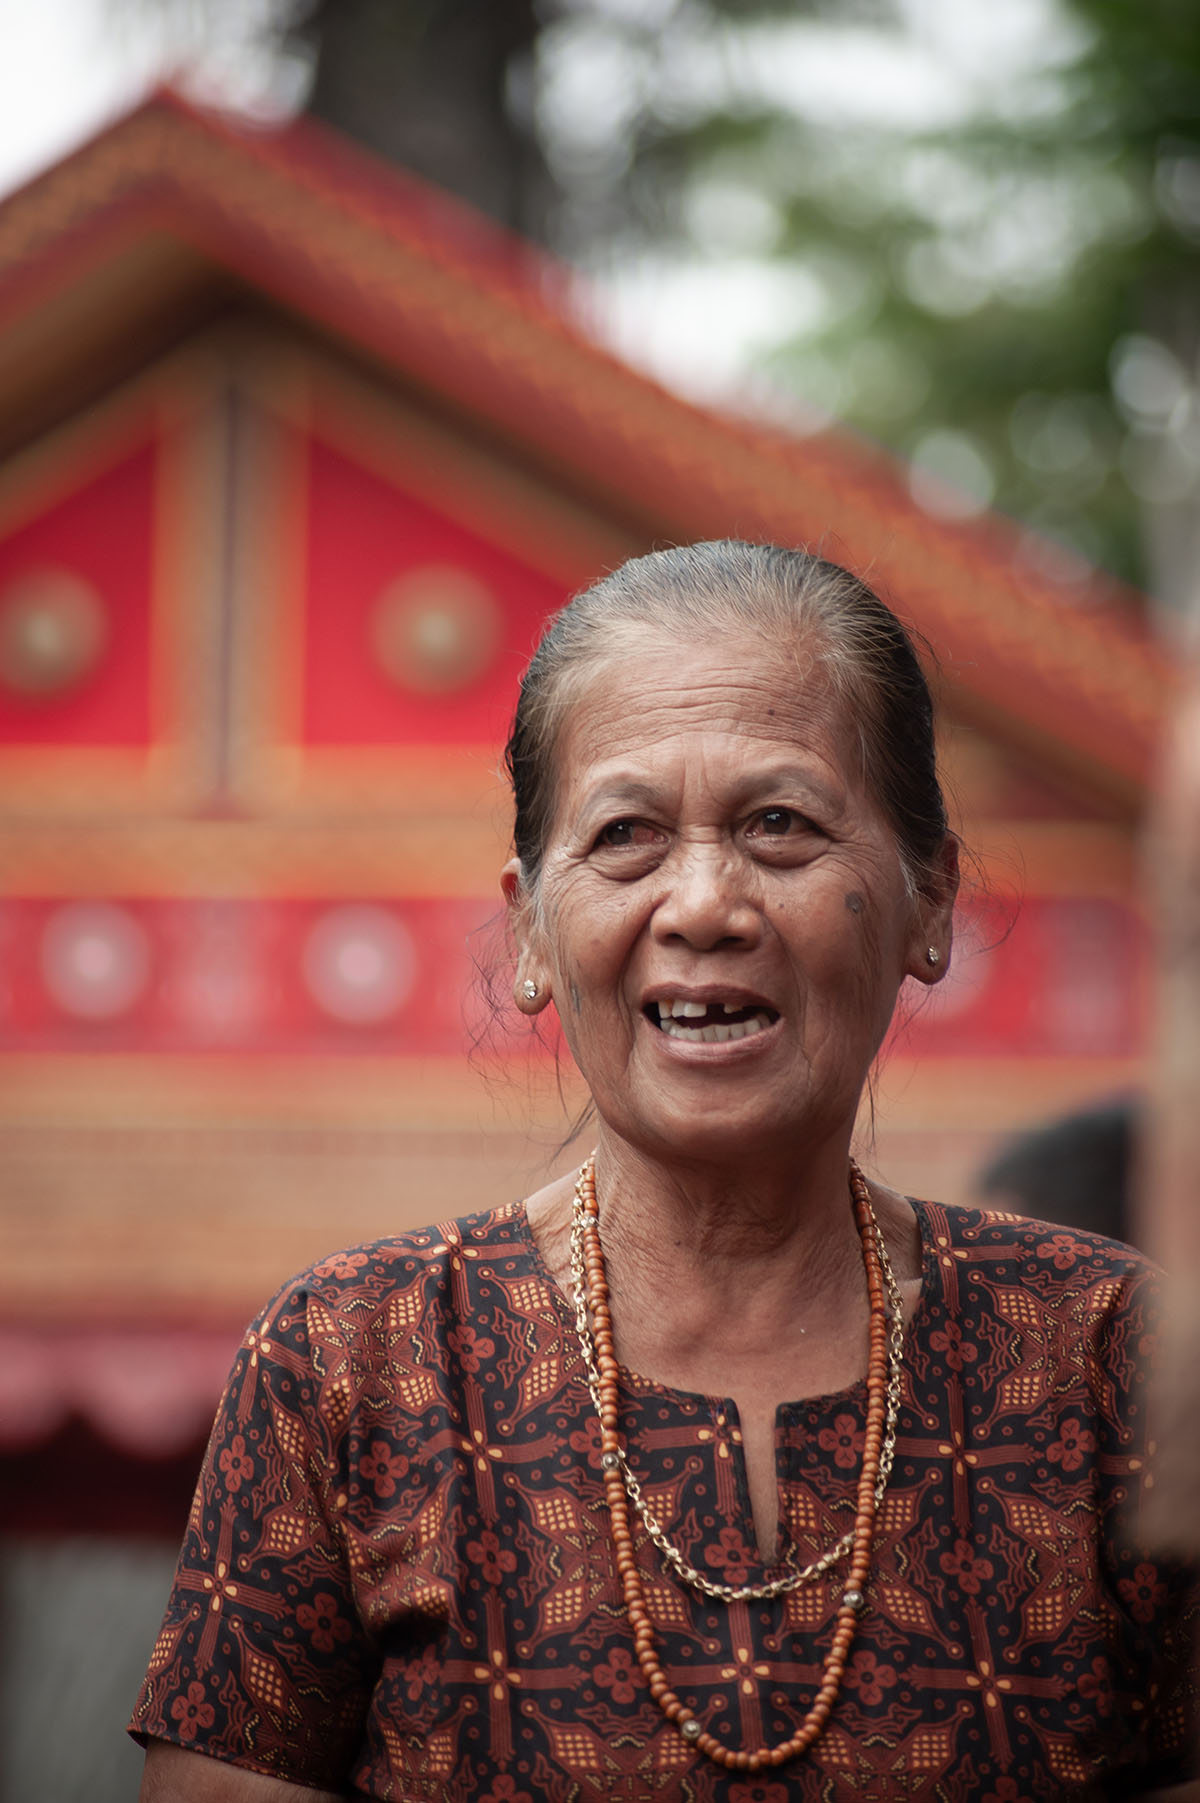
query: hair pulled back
[{"left": 505, "top": 540, "right": 950, "bottom": 898}]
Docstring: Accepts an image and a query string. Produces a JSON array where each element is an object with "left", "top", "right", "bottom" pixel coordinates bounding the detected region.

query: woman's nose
[{"left": 650, "top": 845, "right": 762, "bottom": 950}]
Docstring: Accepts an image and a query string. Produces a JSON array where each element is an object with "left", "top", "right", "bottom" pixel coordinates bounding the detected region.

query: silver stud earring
[
  {"left": 521, "top": 979, "right": 539, "bottom": 1002},
  {"left": 926, "top": 947, "right": 940, "bottom": 968}
]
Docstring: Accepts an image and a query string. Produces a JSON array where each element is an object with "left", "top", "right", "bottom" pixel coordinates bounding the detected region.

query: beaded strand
[{"left": 573, "top": 1154, "right": 901, "bottom": 1773}]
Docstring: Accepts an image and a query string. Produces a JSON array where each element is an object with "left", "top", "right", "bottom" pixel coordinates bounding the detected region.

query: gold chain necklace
[{"left": 569, "top": 1153, "right": 904, "bottom": 1770}]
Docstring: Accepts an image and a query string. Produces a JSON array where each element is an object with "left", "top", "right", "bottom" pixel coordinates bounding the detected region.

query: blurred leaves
[{"left": 548, "top": 0, "right": 1200, "bottom": 599}]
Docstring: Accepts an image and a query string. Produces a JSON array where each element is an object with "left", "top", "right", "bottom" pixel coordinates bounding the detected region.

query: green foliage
[
  {"left": 623, "top": 0, "right": 1200, "bottom": 593},
  {"left": 532, "top": 0, "right": 1194, "bottom": 594}
]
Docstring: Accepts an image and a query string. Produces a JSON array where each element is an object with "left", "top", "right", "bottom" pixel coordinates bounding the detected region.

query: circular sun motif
[
  {"left": 41, "top": 901, "right": 151, "bottom": 1020},
  {"left": 301, "top": 905, "right": 416, "bottom": 1026},
  {"left": 369, "top": 565, "right": 500, "bottom": 694},
  {"left": 0, "top": 569, "right": 108, "bottom": 697}
]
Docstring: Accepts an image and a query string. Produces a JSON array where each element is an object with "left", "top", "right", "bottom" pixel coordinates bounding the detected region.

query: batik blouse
[{"left": 131, "top": 1198, "right": 1196, "bottom": 1800}]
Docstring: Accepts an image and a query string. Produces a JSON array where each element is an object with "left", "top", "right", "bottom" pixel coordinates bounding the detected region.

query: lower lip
[{"left": 643, "top": 1014, "right": 781, "bottom": 1062}]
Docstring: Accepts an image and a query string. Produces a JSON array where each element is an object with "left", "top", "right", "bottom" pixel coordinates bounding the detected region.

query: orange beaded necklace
[{"left": 570, "top": 1153, "right": 904, "bottom": 1773}]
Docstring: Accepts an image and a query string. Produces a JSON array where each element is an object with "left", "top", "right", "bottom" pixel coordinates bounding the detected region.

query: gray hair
[{"left": 504, "top": 540, "right": 951, "bottom": 897}]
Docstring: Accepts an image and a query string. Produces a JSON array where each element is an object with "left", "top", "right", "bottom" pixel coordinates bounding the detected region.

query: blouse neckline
[{"left": 512, "top": 1184, "right": 940, "bottom": 1416}]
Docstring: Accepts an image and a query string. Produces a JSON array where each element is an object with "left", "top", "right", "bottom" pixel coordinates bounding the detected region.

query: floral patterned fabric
[{"left": 131, "top": 1200, "right": 1196, "bottom": 1800}]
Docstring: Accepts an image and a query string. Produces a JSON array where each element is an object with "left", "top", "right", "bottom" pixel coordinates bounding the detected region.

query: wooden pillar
[{"left": 1139, "top": 672, "right": 1200, "bottom": 1557}]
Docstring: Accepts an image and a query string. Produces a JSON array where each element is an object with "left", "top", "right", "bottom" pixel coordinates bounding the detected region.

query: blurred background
[{"left": 0, "top": 1, "right": 1194, "bottom": 1796}]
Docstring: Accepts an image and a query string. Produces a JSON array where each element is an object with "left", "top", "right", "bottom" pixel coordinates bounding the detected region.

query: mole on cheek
[{"left": 845, "top": 892, "right": 864, "bottom": 916}]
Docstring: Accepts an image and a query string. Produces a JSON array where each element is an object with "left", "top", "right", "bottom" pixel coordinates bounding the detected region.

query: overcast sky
[
  {"left": 2, "top": 1, "right": 152, "bottom": 195},
  {"left": 0, "top": 0, "right": 304, "bottom": 199}
]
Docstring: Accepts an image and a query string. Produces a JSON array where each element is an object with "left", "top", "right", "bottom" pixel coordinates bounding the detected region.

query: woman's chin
[{"left": 602, "top": 1084, "right": 816, "bottom": 1168}]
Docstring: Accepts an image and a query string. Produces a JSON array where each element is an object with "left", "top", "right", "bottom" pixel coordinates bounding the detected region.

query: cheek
[
  {"left": 837, "top": 890, "right": 917, "bottom": 1023},
  {"left": 789, "top": 882, "right": 899, "bottom": 1007},
  {"left": 539, "top": 878, "right": 640, "bottom": 1003}
]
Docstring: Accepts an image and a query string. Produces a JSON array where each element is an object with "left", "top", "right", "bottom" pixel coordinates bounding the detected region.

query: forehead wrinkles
[{"left": 551, "top": 638, "right": 849, "bottom": 810}]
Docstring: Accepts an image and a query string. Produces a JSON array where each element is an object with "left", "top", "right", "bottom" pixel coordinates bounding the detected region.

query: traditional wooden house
[{"left": 0, "top": 92, "right": 1169, "bottom": 1527}]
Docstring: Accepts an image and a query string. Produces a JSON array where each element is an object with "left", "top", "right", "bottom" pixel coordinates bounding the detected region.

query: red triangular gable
[{"left": 0, "top": 88, "right": 1170, "bottom": 809}]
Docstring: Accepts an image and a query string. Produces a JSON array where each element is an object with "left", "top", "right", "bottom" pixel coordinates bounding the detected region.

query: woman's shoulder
[
  {"left": 914, "top": 1196, "right": 1156, "bottom": 1297},
  {"left": 259, "top": 1199, "right": 539, "bottom": 1330}
]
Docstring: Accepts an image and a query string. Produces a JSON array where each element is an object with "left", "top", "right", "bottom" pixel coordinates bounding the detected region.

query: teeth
[
  {"left": 659, "top": 997, "right": 759, "bottom": 1020},
  {"left": 658, "top": 1011, "right": 774, "bottom": 1044}
]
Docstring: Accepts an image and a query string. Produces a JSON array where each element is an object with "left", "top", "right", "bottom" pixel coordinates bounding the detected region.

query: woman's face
[{"left": 506, "top": 629, "right": 956, "bottom": 1167}]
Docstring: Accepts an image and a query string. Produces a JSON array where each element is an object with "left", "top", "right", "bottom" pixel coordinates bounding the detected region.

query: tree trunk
[{"left": 299, "top": 0, "right": 556, "bottom": 240}]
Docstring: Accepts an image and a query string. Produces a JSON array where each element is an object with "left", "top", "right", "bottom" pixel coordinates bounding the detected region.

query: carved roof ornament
[
  {"left": 370, "top": 565, "right": 501, "bottom": 695},
  {"left": 0, "top": 569, "right": 107, "bottom": 698}
]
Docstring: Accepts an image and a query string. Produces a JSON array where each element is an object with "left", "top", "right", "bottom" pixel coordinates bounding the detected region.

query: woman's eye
[
  {"left": 595, "top": 819, "right": 661, "bottom": 849},
  {"left": 745, "top": 807, "right": 823, "bottom": 848},
  {"left": 752, "top": 807, "right": 809, "bottom": 836}
]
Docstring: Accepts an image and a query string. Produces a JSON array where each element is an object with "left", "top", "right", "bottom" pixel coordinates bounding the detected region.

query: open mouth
[{"left": 647, "top": 999, "right": 779, "bottom": 1044}]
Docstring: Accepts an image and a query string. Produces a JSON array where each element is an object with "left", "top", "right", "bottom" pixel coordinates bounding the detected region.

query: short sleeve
[
  {"left": 1095, "top": 1263, "right": 1199, "bottom": 1788},
  {"left": 129, "top": 1283, "right": 376, "bottom": 1788}
]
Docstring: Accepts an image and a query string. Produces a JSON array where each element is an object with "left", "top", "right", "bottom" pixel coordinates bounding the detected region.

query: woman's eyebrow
[
  {"left": 568, "top": 764, "right": 845, "bottom": 829},
  {"left": 573, "top": 777, "right": 664, "bottom": 818},
  {"left": 730, "top": 763, "right": 844, "bottom": 811}
]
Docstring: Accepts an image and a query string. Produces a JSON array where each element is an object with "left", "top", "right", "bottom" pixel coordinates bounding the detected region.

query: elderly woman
[{"left": 133, "top": 542, "right": 1194, "bottom": 1800}]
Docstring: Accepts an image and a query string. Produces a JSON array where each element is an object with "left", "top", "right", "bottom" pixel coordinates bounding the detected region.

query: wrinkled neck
[{"left": 587, "top": 1124, "right": 865, "bottom": 1296}]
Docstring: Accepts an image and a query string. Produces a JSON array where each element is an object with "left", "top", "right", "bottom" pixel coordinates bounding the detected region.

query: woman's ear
[
  {"left": 907, "top": 835, "right": 960, "bottom": 985},
  {"left": 502, "top": 857, "right": 552, "bottom": 1013}
]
